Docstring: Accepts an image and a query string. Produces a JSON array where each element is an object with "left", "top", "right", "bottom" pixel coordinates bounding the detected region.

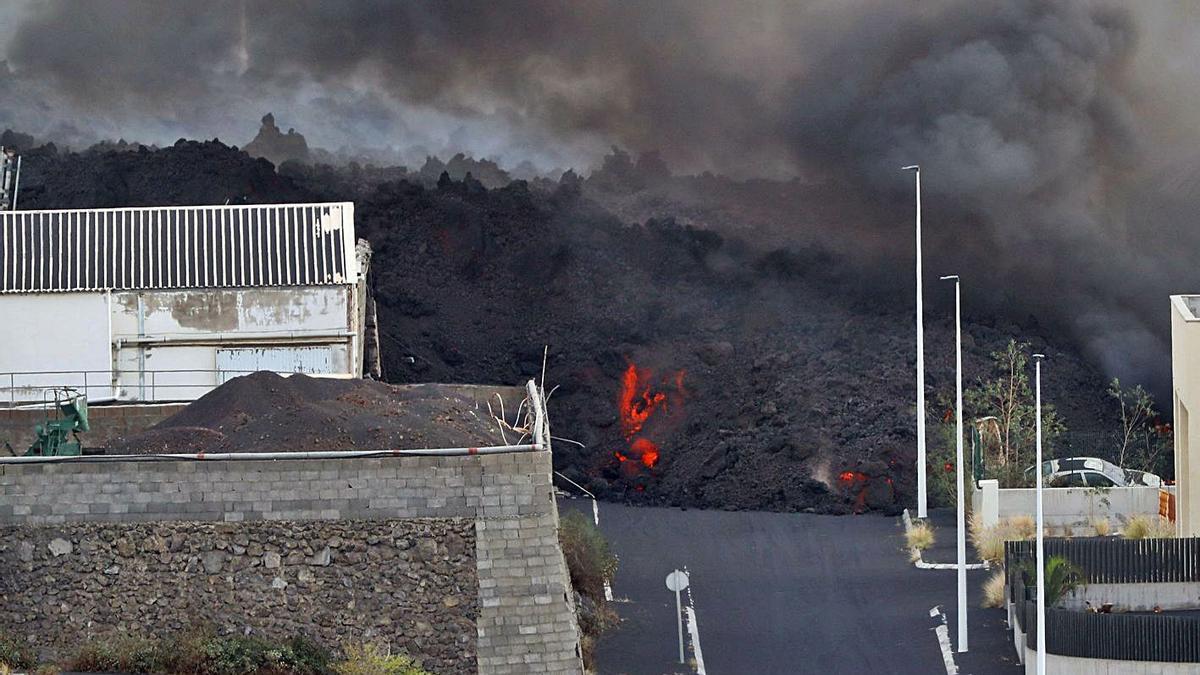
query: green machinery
[{"left": 24, "top": 388, "right": 90, "bottom": 456}]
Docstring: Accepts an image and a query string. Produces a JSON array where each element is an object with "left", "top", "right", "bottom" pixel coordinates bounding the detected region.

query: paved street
[{"left": 560, "top": 500, "right": 1022, "bottom": 675}]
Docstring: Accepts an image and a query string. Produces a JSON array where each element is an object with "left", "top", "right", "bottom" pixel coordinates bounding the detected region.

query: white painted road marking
[
  {"left": 683, "top": 565, "right": 706, "bottom": 674},
  {"left": 929, "top": 606, "right": 959, "bottom": 675}
]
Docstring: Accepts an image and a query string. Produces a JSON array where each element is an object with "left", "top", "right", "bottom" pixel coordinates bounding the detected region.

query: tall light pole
[
  {"left": 903, "top": 164, "right": 927, "bottom": 518},
  {"left": 1033, "top": 353, "right": 1046, "bottom": 675},
  {"left": 941, "top": 274, "right": 967, "bottom": 652}
]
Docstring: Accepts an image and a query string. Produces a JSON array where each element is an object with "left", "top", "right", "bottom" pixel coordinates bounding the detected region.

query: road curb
[{"left": 902, "top": 508, "right": 989, "bottom": 571}]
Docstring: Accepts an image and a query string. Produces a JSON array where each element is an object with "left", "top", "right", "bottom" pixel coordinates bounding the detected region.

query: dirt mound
[{"left": 109, "top": 372, "right": 511, "bottom": 454}]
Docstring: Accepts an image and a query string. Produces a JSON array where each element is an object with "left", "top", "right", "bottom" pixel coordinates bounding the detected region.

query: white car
[{"left": 1025, "top": 457, "right": 1162, "bottom": 488}]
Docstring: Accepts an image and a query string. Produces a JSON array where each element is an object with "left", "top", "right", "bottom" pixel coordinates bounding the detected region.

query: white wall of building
[
  {"left": 1170, "top": 295, "right": 1200, "bottom": 536},
  {"left": 1, "top": 285, "right": 360, "bottom": 403},
  {"left": 0, "top": 292, "right": 112, "bottom": 400}
]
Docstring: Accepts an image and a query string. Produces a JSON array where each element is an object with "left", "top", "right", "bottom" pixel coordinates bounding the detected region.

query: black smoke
[{"left": 2, "top": 0, "right": 1199, "bottom": 396}]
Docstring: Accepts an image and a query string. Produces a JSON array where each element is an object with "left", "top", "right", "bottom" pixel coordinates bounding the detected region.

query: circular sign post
[{"left": 666, "top": 569, "right": 689, "bottom": 663}]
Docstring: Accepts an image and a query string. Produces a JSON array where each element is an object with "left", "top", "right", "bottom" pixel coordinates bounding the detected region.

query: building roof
[{"left": 0, "top": 202, "right": 357, "bottom": 293}]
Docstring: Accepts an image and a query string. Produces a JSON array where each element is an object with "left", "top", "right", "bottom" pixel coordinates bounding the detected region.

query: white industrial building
[{"left": 0, "top": 202, "right": 371, "bottom": 404}]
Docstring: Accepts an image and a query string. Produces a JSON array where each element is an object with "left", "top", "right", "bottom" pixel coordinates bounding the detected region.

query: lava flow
[{"left": 615, "top": 362, "right": 684, "bottom": 471}]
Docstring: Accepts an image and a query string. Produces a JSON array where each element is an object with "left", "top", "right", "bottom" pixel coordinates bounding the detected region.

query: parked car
[{"left": 1024, "top": 457, "right": 1163, "bottom": 488}]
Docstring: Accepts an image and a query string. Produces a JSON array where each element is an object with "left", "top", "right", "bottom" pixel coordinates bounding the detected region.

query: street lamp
[
  {"left": 941, "top": 274, "right": 967, "bottom": 652},
  {"left": 903, "top": 164, "right": 927, "bottom": 518},
  {"left": 1033, "top": 353, "right": 1046, "bottom": 675}
]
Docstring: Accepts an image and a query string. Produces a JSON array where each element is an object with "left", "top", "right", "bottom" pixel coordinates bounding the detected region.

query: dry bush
[
  {"left": 982, "top": 570, "right": 1007, "bottom": 608},
  {"left": 1008, "top": 515, "right": 1037, "bottom": 540},
  {"left": 974, "top": 516, "right": 1039, "bottom": 566},
  {"left": 906, "top": 520, "right": 935, "bottom": 551},
  {"left": 1124, "top": 515, "right": 1177, "bottom": 540},
  {"left": 1123, "top": 515, "right": 1151, "bottom": 539},
  {"left": 1091, "top": 518, "right": 1111, "bottom": 537},
  {"left": 968, "top": 512, "right": 985, "bottom": 546}
]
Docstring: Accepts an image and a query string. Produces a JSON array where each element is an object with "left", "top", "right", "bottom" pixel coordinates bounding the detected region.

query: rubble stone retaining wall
[{"left": 0, "top": 451, "right": 583, "bottom": 675}]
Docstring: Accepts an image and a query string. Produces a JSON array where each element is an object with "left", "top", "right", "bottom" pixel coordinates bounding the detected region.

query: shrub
[
  {"left": 70, "top": 636, "right": 166, "bottom": 674},
  {"left": 982, "top": 570, "right": 1006, "bottom": 608},
  {"left": 331, "top": 643, "right": 429, "bottom": 675},
  {"left": 1008, "top": 515, "right": 1037, "bottom": 540},
  {"left": 1091, "top": 518, "right": 1111, "bottom": 537},
  {"left": 973, "top": 516, "right": 1038, "bottom": 566},
  {"left": 905, "top": 520, "right": 935, "bottom": 551},
  {"left": 559, "top": 510, "right": 618, "bottom": 603},
  {"left": 67, "top": 632, "right": 335, "bottom": 675},
  {"left": 1021, "top": 554, "right": 1085, "bottom": 608},
  {"left": 1124, "top": 515, "right": 1176, "bottom": 540},
  {"left": 0, "top": 634, "right": 36, "bottom": 671}
]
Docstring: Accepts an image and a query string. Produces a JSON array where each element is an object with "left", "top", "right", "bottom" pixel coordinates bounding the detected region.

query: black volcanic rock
[
  {"left": 243, "top": 113, "right": 310, "bottom": 166},
  {"left": 10, "top": 139, "right": 1122, "bottom": 513}
]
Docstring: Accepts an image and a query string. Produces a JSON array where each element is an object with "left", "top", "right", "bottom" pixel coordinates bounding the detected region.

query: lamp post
[
  {"left": 941, "top": 274, "right": 967, "bottom": 652},
  {"left": 1033, "top": 353, "right": 1046, "bottom": 675},
  {"left": 903, "top": 164, "right": 927, "bottom": 518}
]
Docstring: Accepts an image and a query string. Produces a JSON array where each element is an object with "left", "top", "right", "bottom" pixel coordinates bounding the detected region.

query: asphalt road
[{"left": 559, "top": 500, "right": 1022, "bottom": 675}]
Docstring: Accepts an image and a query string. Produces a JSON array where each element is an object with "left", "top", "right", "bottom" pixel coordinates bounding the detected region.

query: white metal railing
[
  {"left": 0, "top": 368, "right": 346, "bottom": 407},
  {"left": 0, "top": 202, "right": 356, "bottom": 293}
]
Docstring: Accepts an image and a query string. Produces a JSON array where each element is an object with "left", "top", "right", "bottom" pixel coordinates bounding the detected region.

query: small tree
[
  {"left": 964, "top": 340, "right": 1065, "bottom": 486},
  {"left": 1107, "top": 378, "right": 1155, "bottom": 469}
]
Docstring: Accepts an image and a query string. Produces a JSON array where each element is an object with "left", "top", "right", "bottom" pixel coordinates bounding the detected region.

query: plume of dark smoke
[{"left": 2, "top": 0, "right": 1198, "bottom": 394}]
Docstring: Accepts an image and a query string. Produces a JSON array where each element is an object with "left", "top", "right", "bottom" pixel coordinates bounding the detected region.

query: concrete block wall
[
  {"left": 0, "top": 451, "right": 583, "bottom": 674},
  {"left": 0, "top": 403, "right": 186, "bottom": 455}
]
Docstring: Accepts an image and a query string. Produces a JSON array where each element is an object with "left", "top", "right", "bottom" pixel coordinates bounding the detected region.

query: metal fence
[
  {"left": 1006, "top": 537, "right": 1200, "bottom": 662},
  {"left": 1, "top": 368, "right": 267, "bottom": 407},
  {"left": 1023, "top": 602, "right": 1200, "bottom": 662},
  {"left": 0, "top": 202, "right": 356, "bottom": 293},
  {"left": 1006, "top": 538, "right": 1200, "bottom": 585}
]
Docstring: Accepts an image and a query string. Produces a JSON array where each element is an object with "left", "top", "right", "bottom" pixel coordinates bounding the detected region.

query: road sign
[{"left": 666, "top": 569, "right": 689, "bottom": 592}]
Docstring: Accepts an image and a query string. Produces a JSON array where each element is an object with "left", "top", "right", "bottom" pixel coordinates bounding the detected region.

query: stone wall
[
  {"left": 0, "top": 451, "right": 583, "bottom": 674},
  {"left": 1, "top": 403, "right": 186, "bottom": 456},
  {"left": 0, "top": 519, "right": 477, "bottom": 674}
]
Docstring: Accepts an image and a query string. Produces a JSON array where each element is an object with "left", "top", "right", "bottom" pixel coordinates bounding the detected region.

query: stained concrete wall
[
  {"left": 0, "top": 285, "right": 362, "bottom": 404},
  {"left": 0, "top": 451, "right": 583, "bottom": 674},
  {"left": 972, "top": 482, "right": 1172, "bottom": 530},
  {"left": 1025, "top": 649, "right": 1198, "bottom": 674}
]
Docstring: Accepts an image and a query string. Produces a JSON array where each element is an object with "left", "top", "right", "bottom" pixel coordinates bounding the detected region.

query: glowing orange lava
[
  {"left": 631, "top": 438, "right": 660, "bottom": 468},
  {"left": 614, "top": 361, "right": 684, "bottom": 473},
  {"left": 619, "top": 364, "right": 667, "bottom": 439}
]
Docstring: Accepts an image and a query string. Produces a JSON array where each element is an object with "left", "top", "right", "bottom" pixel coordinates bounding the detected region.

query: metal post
[
  {"left": 675, "top": 585, "right": 684, "bottom": 663},
  {"left": 941, "top": 275, "right": 967, "bottom": 651},
  {"left": 903, "top": 165, "right": 927, "bottom": 517},
  {"left": 11, "top": 155, "right": 20, "bottom": 211},
  {"left": 1034, "top": 353, "right": 1046, "bottom": 675}
]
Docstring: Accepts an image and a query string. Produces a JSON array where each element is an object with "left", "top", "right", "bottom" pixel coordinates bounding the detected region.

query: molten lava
[
  {"left": 619, "top": 364, "right": 668, "bottom": 439},
  {"left": 631, "top": 438, "right": 660, "bottom": 468},
  {"left": 614, "top": 361, "right": 684, "bottom": 474}
]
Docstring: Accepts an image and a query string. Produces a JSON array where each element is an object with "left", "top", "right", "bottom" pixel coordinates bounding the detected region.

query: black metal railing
[
  {"left": 1006, "top": 537, "right": 1200, "bottom": 585},
  {"left": 1023, "top": 602, "right": 1200, "bottom": 662},
  {"left": 1006, "top": 537, "right": 1200, "bottom": 663}
]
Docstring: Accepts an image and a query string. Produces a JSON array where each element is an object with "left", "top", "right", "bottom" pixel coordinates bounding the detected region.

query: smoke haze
[{"left": 2, "top": 0, "right": 1199, "bottom": 395}]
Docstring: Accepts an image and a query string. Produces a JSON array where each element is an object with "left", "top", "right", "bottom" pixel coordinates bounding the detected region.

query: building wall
[
  {"left": 1025, "top": 650, "right": 1198, "bottom": 675},
  {"left": 0, "top": 285, "right": 361, "bottom": 404},
  {"left": 972, "top": 483, "right": 1172, "bottom": 530},
  {"left": 0, "top": 451, "right": 583, "bottom": 674},
  {"left": 1171, "top": 296, "right": 1200, "bottom": 536}
]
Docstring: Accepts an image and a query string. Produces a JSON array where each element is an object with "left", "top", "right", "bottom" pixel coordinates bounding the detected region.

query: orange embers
[{"left": 616, "top": 362, "right": 683, "bottom": 472}]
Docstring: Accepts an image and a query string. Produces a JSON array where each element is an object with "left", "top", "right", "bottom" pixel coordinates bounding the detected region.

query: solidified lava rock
[{"left": 15, "top": 138, "right": 1119, "bottom": 513}]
